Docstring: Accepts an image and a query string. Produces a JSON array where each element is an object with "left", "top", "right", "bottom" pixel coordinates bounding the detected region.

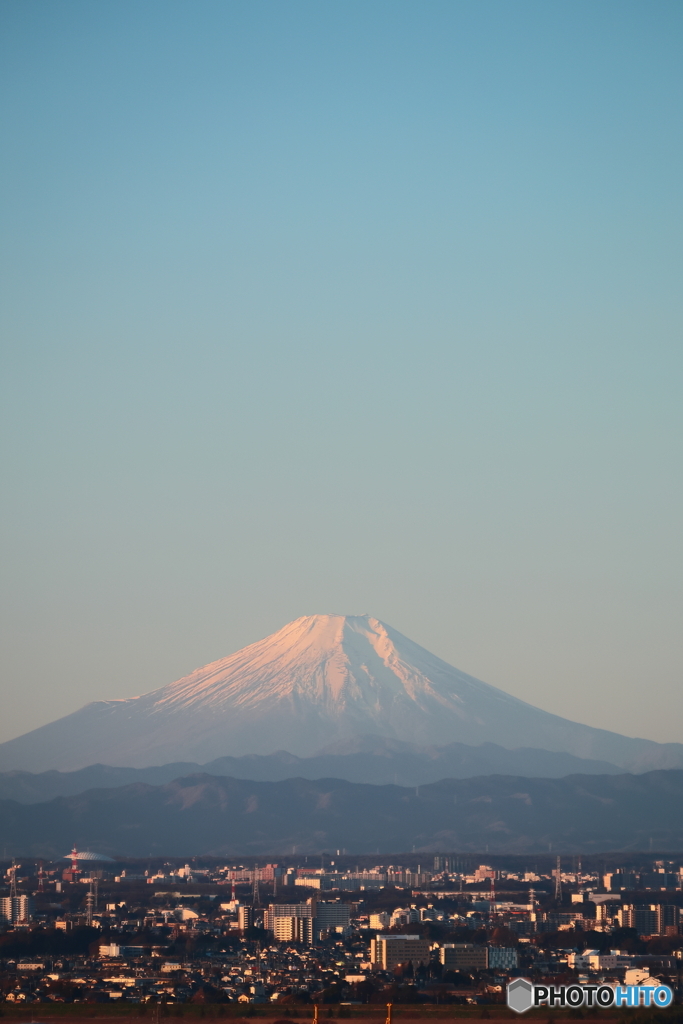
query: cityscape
[{"left": 2, "top": 852, "right": 683, "bottom": 1012}]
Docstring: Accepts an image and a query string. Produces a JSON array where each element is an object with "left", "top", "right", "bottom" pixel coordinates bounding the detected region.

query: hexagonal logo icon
[{"left": 507, "top": 977, "right": 534, "bottom": 1014}]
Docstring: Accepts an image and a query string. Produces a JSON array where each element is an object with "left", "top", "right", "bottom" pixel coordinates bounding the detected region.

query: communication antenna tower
[
  {"left": 252, "top": 870, "right": 260, "bottom": 907},
  {"left": 554, "top": 855, "right": 562, "bottom": 901},
  {"left": 86, "top": 880, "right": 95, "bottom": 927},
  {"left": 10, "top": 860, "right": 18, "bottom": 900},
  {"left": 69, "top": 845, "right": 80, "bottom": 880}
]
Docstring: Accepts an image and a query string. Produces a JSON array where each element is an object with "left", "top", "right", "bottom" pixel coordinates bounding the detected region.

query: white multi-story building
[
  {"left": 263, "top": 899, "right": 350, "bottom": 943},
  {"left": 272, "top": 915, "right": 314, "bottom": 944},
  {"left": 264, "top": 901, "right": 315, "bottom": 945},
  {"left": 0, "top": 895, "right": 33, "bottom": 923},
  {"left": 567, "top": 951, "right": 618, "bottom": 971}
]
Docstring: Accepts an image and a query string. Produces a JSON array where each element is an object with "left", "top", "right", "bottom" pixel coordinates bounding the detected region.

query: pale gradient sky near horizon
[{"left": 1, "top": 0, "right": 682, "bottom": 749}]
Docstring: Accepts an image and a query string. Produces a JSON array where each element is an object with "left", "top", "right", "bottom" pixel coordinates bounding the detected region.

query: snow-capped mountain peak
[
  {"left": 1, "top": 614, "right": 681, "bottom": 772},
  {"left": 139, "top": 613, "right": 509, "bottom": 720}
]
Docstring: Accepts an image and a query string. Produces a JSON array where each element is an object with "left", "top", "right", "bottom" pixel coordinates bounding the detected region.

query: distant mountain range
[
  {"left": 0, "top": 735, "right": 624, "bottom": 804},
  {"left": 3, "top": 769, "right": 683, "bottom": 857},
  {"left": 0, "top": 615, "right": 681, "bottom": 772}
]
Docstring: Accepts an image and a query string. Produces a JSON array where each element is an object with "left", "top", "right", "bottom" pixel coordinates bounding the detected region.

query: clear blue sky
[{"left": 1, "top": 0, "right": 682, "bottom": 745}]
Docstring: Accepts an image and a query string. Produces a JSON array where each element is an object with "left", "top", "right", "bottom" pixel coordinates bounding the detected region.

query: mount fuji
[{"left": 1, "top": 614, "right": 681, "bottom": 773}]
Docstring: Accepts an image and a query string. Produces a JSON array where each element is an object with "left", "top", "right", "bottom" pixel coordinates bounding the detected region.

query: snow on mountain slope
[
  {"left": 144, "top": 613, "right": 519, "bottom": 721},
  {"left": 0, "top": 614, "right": 681, "bottom": 772}
]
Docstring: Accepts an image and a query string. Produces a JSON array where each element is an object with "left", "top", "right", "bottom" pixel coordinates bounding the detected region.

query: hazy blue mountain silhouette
[
  {"left": 0, "top": 735, "right": 623, "bottom": 802},
  {"left": 3, "top": 769, "right": 683, "bottom": 857}
]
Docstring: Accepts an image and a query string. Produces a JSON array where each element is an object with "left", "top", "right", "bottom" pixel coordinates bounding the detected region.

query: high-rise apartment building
[
  {"left": 263, "top": 898, "right": 350, "bottom": 943},
  {"left": 272, "top": 915, "right": 314, "bottom": 944},
  {"left": 238, "top": 906, "right": 253, "bottom": 931},
  {"left": 657, "top": 904, "right": 680, "bottom": 935},
  {"left": 315, "top": 902, "right": 350, "bottom": 938},
  {"left": 0, "top": 895, "right": 33, "bottom": 923},
  {"left": 618, "top": 904, "right": 680, "bottom": 935},
  {"left": 264, "top": 901, "right": 315, "bottom": 945}
]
